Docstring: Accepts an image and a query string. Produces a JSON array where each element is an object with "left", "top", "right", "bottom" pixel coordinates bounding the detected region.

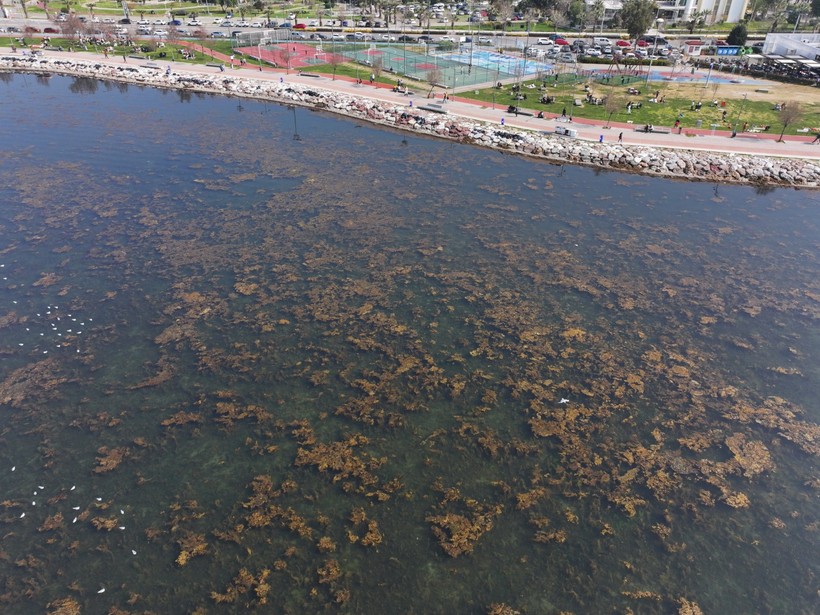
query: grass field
[{"left": 457, "top": 76, "right": 820, "bottom": 135}]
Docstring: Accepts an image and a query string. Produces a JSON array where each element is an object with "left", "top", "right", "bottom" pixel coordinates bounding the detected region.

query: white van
[{"left": 593, "top": 36, "right": 610, "bottom": 46}]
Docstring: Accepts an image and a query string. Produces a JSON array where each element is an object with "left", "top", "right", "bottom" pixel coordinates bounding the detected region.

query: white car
[
  {"left": 250, "top": 22, "right": 263, "bottom": 28},
  {"left": 478, "top": 36, "right": 492, "bottom": 43},
  {"left": 380, "top": 34, "right": 396, "bottom": 41},
  {"left": 153, "top": 30, "right": 167, "bottom": 37},
  {"left": 237, "top": 20, "right": 250, "bottom": 27},
  {"left": 187, "top": 19, "right": 202, "bottom": 26},
  {"left": 137, "top": 19, "right": 150, "bottom": 26},
  {"left": 102, "top": 18, "right": 115, "bottom": 24},
  {"left": 536, "top": 38, "right": 553, "bottom": 45}
]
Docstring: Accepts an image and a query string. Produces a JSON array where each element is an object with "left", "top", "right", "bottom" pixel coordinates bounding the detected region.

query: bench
[
  {"left": 634, "top": 126, "right": 671, "bottom": 134},
  {"left": 206, "top": 63, "right": 222, "bottom": 68},
  {"left": 418, "top": 103, "right": 447, "bottom": 114},
  {"left": 298, "top": 72, "right": 321, "bottom": 78},
  {"left": 506, "top": 106, "right": 534, "bottom": 116}
]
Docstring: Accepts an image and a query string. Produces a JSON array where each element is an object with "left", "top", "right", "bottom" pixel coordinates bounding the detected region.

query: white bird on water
[{"left": 559, "top": 398, "right": 570, "bottom": 404}]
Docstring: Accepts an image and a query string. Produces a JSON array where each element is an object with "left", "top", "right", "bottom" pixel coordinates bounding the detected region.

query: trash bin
[
  {"left": 720, "top": 101, "right": 726, "bottom": 107},
  {"left": 696, "top": 119, "right": 702, "bottom": 128}
]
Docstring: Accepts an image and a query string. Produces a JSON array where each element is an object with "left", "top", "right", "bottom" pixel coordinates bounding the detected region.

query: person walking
[
  {"left": 618, "top": 132, "right": 623, "bottom": 144},
  {"left": 812, "top": 132, "right": 820, "bottom": 144}
]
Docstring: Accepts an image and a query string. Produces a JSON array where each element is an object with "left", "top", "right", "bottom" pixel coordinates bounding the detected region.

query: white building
[
  {"left": 587, "top": 0, "right": 748, "bottom": 26},
  {"left": 762, "top": 33, "right": 820, "bottom": 61},
  {"left": 677, "top": 0, "right": 749, "bottom": 24}
]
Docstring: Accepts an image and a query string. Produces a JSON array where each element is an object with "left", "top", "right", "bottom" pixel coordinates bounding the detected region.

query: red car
[
  {"left": 615, "top": 39, "right": 630, "bottom": 47},
  {"left": 554, "top": 38, "right": 569, "bottom": 46},
  {"left": 293, "top": 23, "right": 307, "bottom": 29},
  {"left": 44, "top": 27, "right": 60, "bottom": 33}
]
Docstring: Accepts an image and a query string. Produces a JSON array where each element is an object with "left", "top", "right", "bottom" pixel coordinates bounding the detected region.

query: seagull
[
  {"left": 72, "top": 506, "right": 80, "bottom": 510},
  {"left": 19, "top": 512, "right": 25, "bottom": 518},
  {"left": 558, "top": 398, "right": 570, "bottom": 404},
  {"left": 97, "top": 588, "right": 105, "bottom": 594},
  {"left": 131, "top": 549, "right": 137, "bottom": 556},
  {"left": 70, "top": 485, "right": 76, "bottom": 491}
]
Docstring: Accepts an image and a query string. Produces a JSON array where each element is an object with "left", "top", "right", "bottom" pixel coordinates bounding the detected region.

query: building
[
  {"left": 677, "top": 0, "right": 749, "bottom": 24},
  {"left": 762, "top": 33, "right": 820, "bottom": 61}
]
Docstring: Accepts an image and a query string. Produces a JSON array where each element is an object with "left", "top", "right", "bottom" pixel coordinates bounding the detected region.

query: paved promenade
[{"left": 8, "top": 45, "right": 820, "bottom": 161}]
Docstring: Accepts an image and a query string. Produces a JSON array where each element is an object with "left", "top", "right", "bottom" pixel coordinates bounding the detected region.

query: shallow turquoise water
[{"left": 0, "top": 72, "right": 817, "bottom": 614}]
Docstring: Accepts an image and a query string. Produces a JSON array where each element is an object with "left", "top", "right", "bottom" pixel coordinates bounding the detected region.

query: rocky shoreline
[{"left": 3, "top": 54, "right": 819, "bottom": 188}]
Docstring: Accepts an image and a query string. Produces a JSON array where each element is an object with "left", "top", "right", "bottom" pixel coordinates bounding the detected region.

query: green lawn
[{"left": 459, "top": 77, "right": 820, "bottom": 135}]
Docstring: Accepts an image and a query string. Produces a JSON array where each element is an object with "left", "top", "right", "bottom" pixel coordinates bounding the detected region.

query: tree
[
  {"left": 567, "top": 0, "right": 586, "bottom": 27},
  {"left": 777, "top": 102, "right": 801, "bottom": 142},
  {"left": 620, "top": 0, "right": 657, "bottom": 41},
  {"left": 492, "top": 0, "right": 514, "bottom": 31},
  {"left": 61, "top": 14, "right": 84, "bottom": 40},
  {"left": 727, "top": 23, "right": 748, "bottom": 46},
  {"left": 426, "top": 67, "right": 443, "bottom": 97},
  {"left": 589, "top": 0, "right": 605, "bottom": 32},
  {"left": 604, "top": 93, "right": 623, "bottom": 128},
  {"left": 686, "top": 10, "right": 707, "bottom": 34}
]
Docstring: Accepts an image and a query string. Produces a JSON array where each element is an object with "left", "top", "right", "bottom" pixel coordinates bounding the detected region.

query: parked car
[
  {"left": 210, "top": 31, "right": 226, "bottom": 38},
  {"left": 294, "top": 23, "right": 307, "bottom": 29},
  {"left": 118, "top": 18, "right": 131, "bottom": 24},
  {"left": 170, "top": 20, "right": 182, "bottom": 26},
  {"left": 478, "top": 36, "right": 492, "bottom": 44},
  {"left": 398, "top": 35, "right": 416, "bottom": 42},
  {"left": 187, "top": 19, "right": 202, "bottom": 26},
  {"left": 536, "top": 38, "right": 553, "bottom": 45},
  {"left": 44, "top": 27, "right": 59, "bottom": 33}
]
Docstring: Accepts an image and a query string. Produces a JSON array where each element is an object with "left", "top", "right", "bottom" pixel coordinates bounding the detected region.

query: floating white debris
[
  {"left": 118, "top": 526, "right": 125, "bottom": 531},
  {"left": 72, "top": 506, "right": 80, "bottom": 510}
]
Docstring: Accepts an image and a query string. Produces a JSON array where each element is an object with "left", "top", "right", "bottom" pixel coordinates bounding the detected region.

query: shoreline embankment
[{"left": 2, "top": 54, "right": 819, "bottom": 188}]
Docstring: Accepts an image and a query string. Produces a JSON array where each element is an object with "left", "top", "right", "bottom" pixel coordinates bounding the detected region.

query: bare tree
[
  {"left": 604, "top": 93, "right": 623, "bottom": 127},
  {"left": 61, "top": 14, "right": 84, "bottom": 40},
  {"left": 426, "top": 67, "right": 443, "bottom": 97},
  {"left": 372, "top": 57, "right": 384, "bottom": 80},
  {"left": 279, "top": 45, "right": 294, "bottom": 74},
  {"left": 328, "top": 51, "right": 344, "bottom": 80},
  {"left": 777, "top": 102, "right": 801, "bottom": 142}
]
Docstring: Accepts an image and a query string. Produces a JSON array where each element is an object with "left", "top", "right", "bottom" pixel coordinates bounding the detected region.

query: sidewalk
[{"left": 12, "top": 46, "right": 820, "bottom": 161}]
